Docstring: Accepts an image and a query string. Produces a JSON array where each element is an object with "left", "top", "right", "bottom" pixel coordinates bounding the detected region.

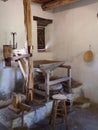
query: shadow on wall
[{"left": 53, "top": 0, "right": 98, "bottom": 13}]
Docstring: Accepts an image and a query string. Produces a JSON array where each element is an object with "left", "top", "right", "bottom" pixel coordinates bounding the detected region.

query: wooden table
[{"left": 34, "top": 60, "right": 72, "bottom": 102}]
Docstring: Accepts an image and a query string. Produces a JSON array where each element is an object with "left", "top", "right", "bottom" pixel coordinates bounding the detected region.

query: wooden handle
[{"left": 18, "top": 102, "right": 31, "bottom": 112}]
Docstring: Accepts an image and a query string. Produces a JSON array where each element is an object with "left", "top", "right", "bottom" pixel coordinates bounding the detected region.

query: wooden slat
[
  {"left": 18, "top": 58, "right": 29, "bottom": 83},
  {"left": 42, "top": 0, "right": 80, "bottom": 11},
  {"left": 48, "top": 76, "right": 70, "bottom": 86},
  {"left": 12, "top": 54, "right": 30, "bottom": 61}
]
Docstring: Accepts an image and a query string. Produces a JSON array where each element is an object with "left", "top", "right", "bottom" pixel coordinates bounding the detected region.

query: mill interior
[{"left": 0, "top": 0, "right": 98, "bottom": 130}]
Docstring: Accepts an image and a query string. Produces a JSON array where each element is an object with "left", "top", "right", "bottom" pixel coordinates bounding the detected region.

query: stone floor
[
  {"left": 0, "top": 123, "right": 8, "bottom": 130},
  {"left": 29, "top": 103, "right": 98, "bottom": 130},
  {"left": 0, "top": 102, "right": 98, "bottom": 130}
]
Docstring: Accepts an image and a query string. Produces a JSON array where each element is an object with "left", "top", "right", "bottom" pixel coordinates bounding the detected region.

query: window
[
  {"left": 37, "top": 26, "right": 45, "bottom": 51},
  {"left": 33, "top": 16, "right": 53, "bottom": 52}
]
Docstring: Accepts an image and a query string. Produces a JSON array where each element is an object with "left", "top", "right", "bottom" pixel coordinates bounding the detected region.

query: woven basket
[{"left": 83, "top": 50, "right": 93, "bottom": 62}]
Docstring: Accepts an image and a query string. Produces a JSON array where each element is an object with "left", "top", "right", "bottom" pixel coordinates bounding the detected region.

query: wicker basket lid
[{"left": 83, "top": 50, "right": 93, "bottom": 62}]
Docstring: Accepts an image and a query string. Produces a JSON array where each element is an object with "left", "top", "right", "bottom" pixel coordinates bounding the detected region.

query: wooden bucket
[{"left": 3, "top": 45, "right": 12, "bottom": 58}]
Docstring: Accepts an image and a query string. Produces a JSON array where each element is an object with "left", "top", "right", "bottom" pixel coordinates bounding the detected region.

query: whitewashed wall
[
  {"left": 0, "top": 0, "right": 26, "bottom": 50},
  {"left": 0, "top": 0, "right": 26, "bottom": 101},
  {"left": 31, "top": 3, "right": 54, "bottom": 60},
  {"left": 0, "top": 0, "right": 54, "bottom": 60},
  {"left": 1, "top": 0, "right": 98, "bottom": 103},
  {"left": 0, "top": 0, "right": 54, "bottom": 101},
  {"left": 53, "top": 0, "right": 98, "bottom": 102}
]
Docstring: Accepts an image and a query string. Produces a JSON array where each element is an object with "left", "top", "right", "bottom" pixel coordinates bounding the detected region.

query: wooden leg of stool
[
  {"left": 49, "top": 100, "right": 55, "bottom": 124},
  {"left": 52, "top": 100, "right": 58, "bottom": 130},
  {"left": 62, "top": 100, "right": 69, "bottom": 130}
]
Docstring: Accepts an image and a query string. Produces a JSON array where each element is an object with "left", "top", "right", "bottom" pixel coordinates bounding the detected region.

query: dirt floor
[{"left": 29, "top": 103, "right": 98, "bottom": 130}]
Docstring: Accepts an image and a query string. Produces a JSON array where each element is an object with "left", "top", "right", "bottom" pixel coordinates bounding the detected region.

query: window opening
[{"left": 33, "top": 16, "right": 53, "bottom": 52}]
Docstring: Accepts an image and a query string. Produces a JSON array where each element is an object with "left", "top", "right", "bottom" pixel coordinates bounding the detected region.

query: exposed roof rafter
[
  {"left": 42, "top": 0, "right": 80, "bottom": 11},
  {"left": 32, "top": 0, "right": 52, "bottom": 3},
  {"left": 1, "top": 0, "right": 8, "bottom": 2},
  {"left": 32, "top": 0, "right": 80, "bottom": 11}
]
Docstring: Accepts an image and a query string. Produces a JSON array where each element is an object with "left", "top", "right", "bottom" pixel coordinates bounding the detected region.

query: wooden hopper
[{"left": 40, "top": 61, "right": 65, "bottom": 72}]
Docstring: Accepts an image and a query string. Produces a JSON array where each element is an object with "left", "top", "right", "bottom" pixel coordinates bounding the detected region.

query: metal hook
[{"left": 89, "top": 44, "right": 91, "bottom": 50}]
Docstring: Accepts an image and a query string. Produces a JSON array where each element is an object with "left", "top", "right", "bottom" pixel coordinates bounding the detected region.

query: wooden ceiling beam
[
  {"left": 32, "top": 0, "right": 51, "bottom": 3},
  {"left": 42, "top": 0, "right": 80, "bottom": 11}
]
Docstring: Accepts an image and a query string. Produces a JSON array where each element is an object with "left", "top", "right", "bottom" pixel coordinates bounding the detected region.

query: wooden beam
[
  {"left": 32, "top": 0, "right": 51, "bottom": 3},
  {"left": 23, "top": 0, "right": 34, "bottom": 102},
  {"left": 33, "top": 16, "right": 53, "bottom": 24},
  {"left": 42, "top": 0, "right": 80, "bottom": 11},
  {"left": 33, "top": 16, "right": 53, "bottom": 26},
  {"left": 23, "top": 0, "right": 32, "bottom": 46},
  {"left": 18, "top": 103, "right": 31, "bottom": 112},
  {"left": 12, "top": 54, "right": 30, "bottom": 61}
]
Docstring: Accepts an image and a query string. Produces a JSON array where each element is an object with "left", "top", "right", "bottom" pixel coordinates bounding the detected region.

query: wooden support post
[
  {"left": 23, "top": 0, "right": 34, "bottom": 103},
  {"left": 45, "top": 72, "right": 50, "bottom": 102},
  {"left": 60, "top": 65, "right": 72, "bottom": 93}
]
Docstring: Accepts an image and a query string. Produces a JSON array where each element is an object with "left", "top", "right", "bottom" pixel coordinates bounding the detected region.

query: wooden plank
[
  {"left": 32, "top": 0, "right": 51, "bottom": 3},
  {"left": 49, "top": 76, "right": 70, "bottom": 86},
  {"left": 8, "top": 104, "right": 20, "bottom": 114},
  {"left": 40, "top": 61, "right": 65, "bottom": 72},
  {"left": 12, "top": 54, "right": 30, "bottom": 61},
  {"left": 33, "top": 16, "right": 53, "bottom": 26},
  {"left": 18, "top": 103, "right": 31, "bottom": 112},
  {"left": 13, "top": 126, "right": 28, "bottom": 130},
  {"left": 13, "top": 53, "right": 29, "bottom": 82},
  {"left": 34, "top": 89, "right": 46, "bottom": 96},
  {"left": 23, "top": 0, "right": 34, "bottom": 102},
  {"left": 42, "top": 0, "right": 80, "bottom": 11},
  {"left": 18, "top": 60, "right": 26, "bottom": 80},
  {"left": 34, "top": 60, "right": 61, "bottom": 67},
  {"left": 8, "top": 103, "right": 30, "bottom": 114},
  {"left": 60, "top": 65, "right": 71, "bottom": 69}
]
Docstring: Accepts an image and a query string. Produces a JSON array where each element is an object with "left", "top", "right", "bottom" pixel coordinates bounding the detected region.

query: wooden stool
[
  {"left": 50, "top": 94, "right": 68, "bottom": 130},
  {"left": 13, "top": 109, "right": 28, "bottom": 130},
  {"left": 12, "top": 103, "right": 31, "bottom": 130}
]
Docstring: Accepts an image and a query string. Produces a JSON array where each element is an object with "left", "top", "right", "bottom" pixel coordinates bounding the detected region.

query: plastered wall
[
  {"left": 0, "top": 0, "right": 54, "bottom": 101},
  {"left": 1, "top": 0, "right": 98, "bottom": 103},
  {"left": 0, "top": 0, "right": 26, "bottom": 49},
  {"left": 0, "top": 0, "right": 53, "bottom": 60},
  {"left": 53, "top": 0, "right": 98, "bottom": 102},
  {"left": 31, "top": 3, "right": 54, "bottom": 60}
]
